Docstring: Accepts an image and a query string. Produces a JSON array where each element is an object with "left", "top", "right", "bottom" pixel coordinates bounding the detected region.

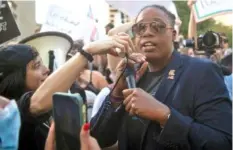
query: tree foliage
[{"left": 174, "top": 1, "right": 232, "bottom": 47}]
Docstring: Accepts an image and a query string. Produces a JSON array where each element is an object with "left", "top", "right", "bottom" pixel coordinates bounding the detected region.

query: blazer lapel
[
  {"left": 140, "top": 51, "right": 185, "bottom": 150},
  {"left": 155, "top": 51, "right": 184, "bottom": 103}
]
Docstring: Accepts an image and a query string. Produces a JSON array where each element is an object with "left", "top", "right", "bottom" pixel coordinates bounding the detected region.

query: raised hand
[
  {"left": 187, "top": 0, "right": 196, "bottom": 8},
  {"left": 111, "top": 53, "right": 146, "bottom": 97},
  {"left": 84, "top": 32, "right": 136, "bottom": 56}
]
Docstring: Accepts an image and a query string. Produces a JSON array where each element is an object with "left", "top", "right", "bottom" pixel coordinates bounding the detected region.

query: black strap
[{"left": 79, "top": 49, "right": 93, "bottom": 62}]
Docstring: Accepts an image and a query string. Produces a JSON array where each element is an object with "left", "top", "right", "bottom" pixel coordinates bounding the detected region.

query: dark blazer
[{"left": 90, "top": 52, "right": 232, "bottom": 150}]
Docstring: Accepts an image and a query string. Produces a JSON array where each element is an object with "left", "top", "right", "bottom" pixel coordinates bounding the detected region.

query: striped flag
[{"left": 87, "top": 5, "right": 98, "bottom": 41}]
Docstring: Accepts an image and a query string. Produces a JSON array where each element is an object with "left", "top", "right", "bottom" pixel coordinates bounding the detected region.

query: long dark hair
[{"left": 0, "top": 47, "right": 39, "bottom": 100}]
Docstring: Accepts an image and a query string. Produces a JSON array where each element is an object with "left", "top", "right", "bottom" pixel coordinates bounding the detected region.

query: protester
[
  {"left": 221, "top": 53, "right": 233, "bottom": 99},
  {"left": 220, "top": 33, "right": 232, "bottom": 56},
  {"left": 179, "top": 47, "right": 195, "bottom": 57},
  {"left": 0, "top": 96, "right": 21, "bottom": 150},
  {"left": 90, "top": 4, "right": 232, "bottom": 150},
  {"left": 105, "top": 23, "right": 115, "bottom": 35},
  {"left": 0, "top": 34, "right": 140, "bottom": 150}
]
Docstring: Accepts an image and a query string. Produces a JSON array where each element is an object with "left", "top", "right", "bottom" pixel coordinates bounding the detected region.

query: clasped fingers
[{"left": 112, "top": 33, "right": 137, "bottom": 57}]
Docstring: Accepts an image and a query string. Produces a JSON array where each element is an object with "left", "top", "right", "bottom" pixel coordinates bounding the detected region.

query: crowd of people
[{"left": 0, "top": 2, "right": 232, "bottom": 150}]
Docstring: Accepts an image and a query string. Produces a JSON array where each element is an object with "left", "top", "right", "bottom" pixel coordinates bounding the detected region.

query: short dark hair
[{"left": 136, "top": 4, "right": 176, "bottom": 27}]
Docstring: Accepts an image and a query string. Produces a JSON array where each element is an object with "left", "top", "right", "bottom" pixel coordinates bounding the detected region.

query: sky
[
  {"left": 35, "top": 0, "right": 232, "bottom": 35},
  {"left": 214, "top": 13, "right": 233, "bottom": 26}
]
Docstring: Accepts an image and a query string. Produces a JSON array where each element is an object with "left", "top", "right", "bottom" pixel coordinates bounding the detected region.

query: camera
[{"left": 182, "top": 31, "right": 222, "bottom": 55}]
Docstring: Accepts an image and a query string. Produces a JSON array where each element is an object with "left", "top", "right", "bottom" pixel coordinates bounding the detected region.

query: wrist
[
  {"left": 79, "top": 46, "right": 94, "bottom": 62},
  {"left": 83, "top": 44, "right": 93, "bottom": 55},
  {"left": 108, "top": 84, "right": 124, "bottom": 97},
  {"left": 159, "top": 107, "right": 171, "bottom": 127}
]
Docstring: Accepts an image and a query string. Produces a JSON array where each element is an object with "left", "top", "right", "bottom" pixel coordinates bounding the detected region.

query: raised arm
[{"left": 29, "top": 34, "right": 135, "bottom": 115}]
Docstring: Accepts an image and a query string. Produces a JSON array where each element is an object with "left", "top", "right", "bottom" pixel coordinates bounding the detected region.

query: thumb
[
  {"left": 136, "top": 62, "right": 148, "bottom": 81},
  {"left": 45, "top": 122, "right": 56, "bottom": 150},
  {"left": 80, "top": 123, "right": 91, "bottom": 150},
  {"left": 88, "top": 137, "right": 101, "bottom": 150}
]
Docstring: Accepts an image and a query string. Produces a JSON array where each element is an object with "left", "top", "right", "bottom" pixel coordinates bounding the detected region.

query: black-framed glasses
[{"left": 132, "top": 21, "right": 173, "bottom": 36}]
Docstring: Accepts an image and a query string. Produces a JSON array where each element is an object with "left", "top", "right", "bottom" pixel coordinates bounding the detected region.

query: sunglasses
[{"left": 132, "top": 21, "right": 173, "bottom": 36}]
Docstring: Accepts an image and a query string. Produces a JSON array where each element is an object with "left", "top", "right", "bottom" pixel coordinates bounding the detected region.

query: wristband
[{"left": 79, "top": 49, "right": 93, "bottom": 62}]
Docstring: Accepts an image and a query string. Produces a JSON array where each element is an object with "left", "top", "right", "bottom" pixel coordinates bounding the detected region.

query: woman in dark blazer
[{"left": 90, "top": 4, "right": 232, "bottom": 150}]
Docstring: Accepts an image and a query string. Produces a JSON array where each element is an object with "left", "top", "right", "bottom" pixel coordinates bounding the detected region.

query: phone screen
[{"left": 53, "top": 93, "right": 84, "bottom": 150}]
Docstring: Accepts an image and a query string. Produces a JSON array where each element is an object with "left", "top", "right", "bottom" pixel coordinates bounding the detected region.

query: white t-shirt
[{"left": 91, "top": 87, "right": 110, "bottom": 118}]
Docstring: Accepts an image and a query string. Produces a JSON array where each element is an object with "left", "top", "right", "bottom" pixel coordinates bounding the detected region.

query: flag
[
  {"left": 87, "top": 5, "right": 98, "bottom": 41},
  {"left": 87, "top": 4, "right": 94, "bottom": 19}
]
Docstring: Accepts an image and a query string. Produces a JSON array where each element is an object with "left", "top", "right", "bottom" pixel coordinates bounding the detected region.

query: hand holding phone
[{"left": 53, "top": 92, "right": 87, "bottom": 150}]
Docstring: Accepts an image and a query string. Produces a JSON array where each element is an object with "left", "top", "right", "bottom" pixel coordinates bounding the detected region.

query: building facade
[{"left": 108, "top": 6, "right": 130, "bottom": 25}]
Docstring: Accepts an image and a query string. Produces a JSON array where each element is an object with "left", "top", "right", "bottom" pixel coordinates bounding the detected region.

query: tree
[
  {"left": 209, "top": 23, "right": 232, "bottom": 47},
  {"left": 173, "top": 1, "right": 191, "bottom": 37},
  {"left": 174, "top": 1, "right": 232, "bottom": 47}
]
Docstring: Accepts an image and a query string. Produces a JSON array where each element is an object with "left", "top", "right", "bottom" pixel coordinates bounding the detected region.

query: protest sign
[
  {"left": 193, "top": 0, "right": 232, "bottom": 23},
  {"left": 0, "top": 1, "right": 20, "bottom": 44},
  {"left": 41, "top": 4, "right": 98, "bottom": 43},
  {"left": 41, "top": 4, "right": 86, "bottom": 40}
]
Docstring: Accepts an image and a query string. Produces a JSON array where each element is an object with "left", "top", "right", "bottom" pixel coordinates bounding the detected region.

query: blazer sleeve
[
  {"left": 156, "top": 62, "right": 232, "bottom": 150},
  {"left": 90, "top": 95, "right": 125, "bottom": 148}
]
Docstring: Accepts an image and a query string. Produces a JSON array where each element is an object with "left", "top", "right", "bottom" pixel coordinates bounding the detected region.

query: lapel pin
[
  {"left": 168, "top": 70, "right": 175, "bottom": 80},
  {"left": 169, "top": 70, "right": 175, "bottom": 76}
]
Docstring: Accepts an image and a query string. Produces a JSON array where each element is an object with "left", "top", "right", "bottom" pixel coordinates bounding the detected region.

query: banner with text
[
  {"left": 41, "top": 4, "right": 94, "bottom": 42},
  {"left": 193, "top": 0, "right": 232, "bottom": 23}
]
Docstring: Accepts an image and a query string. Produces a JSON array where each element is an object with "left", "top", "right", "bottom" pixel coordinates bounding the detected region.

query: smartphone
[{"left": 53, "top": 92, "right": 86, "bottom": 150}]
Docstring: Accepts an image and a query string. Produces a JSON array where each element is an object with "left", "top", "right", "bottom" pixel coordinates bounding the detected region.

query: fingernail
[{"left": 83, "top": 123, "right": 90, "bottom": 131}]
